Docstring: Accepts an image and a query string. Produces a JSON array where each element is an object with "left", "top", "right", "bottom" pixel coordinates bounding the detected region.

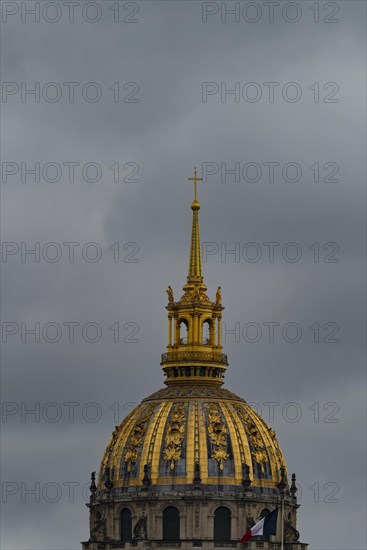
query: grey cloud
[{"left": 1, "top": 1, "right": 366, "bottom": 549}]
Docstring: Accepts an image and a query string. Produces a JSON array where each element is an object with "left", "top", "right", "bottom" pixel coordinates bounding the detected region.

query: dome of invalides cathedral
[
  {"left": 99, "top": 385, "right": 286, "bottom": 492},
  {"left": 82, "top": 171, "right": 308, "bottom": 550}
]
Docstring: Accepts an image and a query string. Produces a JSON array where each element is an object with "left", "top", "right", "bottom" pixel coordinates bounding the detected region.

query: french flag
[{"left": 240, "top": 508, "right": 279, "bottom": 543}]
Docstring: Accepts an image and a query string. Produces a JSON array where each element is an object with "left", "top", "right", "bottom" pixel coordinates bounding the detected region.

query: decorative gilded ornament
[
  {"left": 177, "top": 285, "right": 212, "bottom": 306},
  {"left": 163, "top": 403, "right": 186, "bottom": 470},
  {"left": 124, "top": 405, "right": 156, "bottom": 472},
  {"left": 268, "top": 427, "right": 286, "bottom": 470},
  {"left": 124, "top": 448, "right": 140, "bottom": 467},
  {"left": 207, "top": 404, "right": 229, "bottom": 470},
  {"left": 233, "top": 404, "right": 269, "bottom": 474},
  {"left": 163, "top": 446, "right": 182, "bottom": 468},
  {"left": 165, "top": 423, "right": 185, "bottom": 447}
]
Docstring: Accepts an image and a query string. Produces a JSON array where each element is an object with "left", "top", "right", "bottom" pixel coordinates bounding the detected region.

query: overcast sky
[{"left": 1, "top": 1, "right": 366, "bottom": 549}]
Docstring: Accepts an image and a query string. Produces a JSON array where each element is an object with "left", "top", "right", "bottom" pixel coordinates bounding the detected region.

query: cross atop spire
[
  {"left": 187, "top": 168, "right": 204, "bottom": 283},
  {"left": 188, "top": 167, "right": 203, "bottom": 203}
]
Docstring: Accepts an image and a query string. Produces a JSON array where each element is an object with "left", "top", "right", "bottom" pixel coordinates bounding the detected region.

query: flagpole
[
  {"left": 277, "top": 467, "right": 287, "bottom": 550},
  {"left": 280, "top": 493, "right": 284, "bottom": 550}
]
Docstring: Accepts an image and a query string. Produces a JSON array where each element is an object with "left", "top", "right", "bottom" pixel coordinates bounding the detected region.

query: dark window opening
[
  {"left": 214, "top": 506, "right": 231, "bottom": 542},
  {"left": 163, "top": 506, "right": 180, "bottom": 541},
  {"left": 120, "top": 507, "right": 132, "bottom": 542}
]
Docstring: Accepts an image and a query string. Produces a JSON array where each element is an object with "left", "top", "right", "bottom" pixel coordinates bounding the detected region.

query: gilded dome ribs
[
  {"left": 247, "top": 407, "right": 287, "bottom": 480},
  {"left": 232, "top": 403, "right": 270, "bottom": 479},
  {"left": 148, "top": 402, "right": 171, "bottom": 485},
  {"left": 123, "top": 404, "right": 156, "bottom": 475},
  {"left": 99, "top": 406, "right": 141, "bottom": 485},
  {"left": 98, "top": 393, "right": 288, "bottom": 489},
  {"left": 267, "top": 426, "right": 287, "bottom": 474},
  {"left": 222, "top": 401, "right": 246, "bottom": 480}
]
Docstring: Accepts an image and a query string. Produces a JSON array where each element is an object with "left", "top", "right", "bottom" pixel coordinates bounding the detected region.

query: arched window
[
  {"left": 163, "top": 506, "right": 180, "bottom": 541},
  {"left": 202, "top": 319, "right": 211, "bottom": 344},
  {"left": 214, "top": 506, "right": 231, "bottom": 542},
  {"left": 178, "top": 319, "right": 188, "bottom": 344},
  {"left": 260, "top": 508, "right": 271, "bottom": 519},
  {"left": 120, "top": 507, "right": 132, "bottom": 541}
]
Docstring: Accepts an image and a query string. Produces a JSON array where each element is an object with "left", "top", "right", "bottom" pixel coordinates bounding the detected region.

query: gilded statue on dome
[{"left": 166, "top": 286, "right": 175, "bottom": 305}]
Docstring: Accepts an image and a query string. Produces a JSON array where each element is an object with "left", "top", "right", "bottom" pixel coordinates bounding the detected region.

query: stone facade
[
  {"left": 83, "top": 544, "right": 307, "bottom": 550},
  {"left": 81, "top": 484, "right": 306, "bottom": 549}
]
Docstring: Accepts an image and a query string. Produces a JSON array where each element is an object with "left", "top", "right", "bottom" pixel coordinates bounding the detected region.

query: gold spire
[
  {"left": 161, "top": 170, "right": 227, "bottom": 386},
  {"left": 187, "top": 168, "right": 203, "bottom": 284}
]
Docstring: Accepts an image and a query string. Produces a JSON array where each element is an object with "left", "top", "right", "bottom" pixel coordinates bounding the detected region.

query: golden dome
[
  {"left": 98, "top": 171, "right": 286, "bottom": 495},
  {"left": 98, "top": 384, "right": 287, "bottom": 492}
]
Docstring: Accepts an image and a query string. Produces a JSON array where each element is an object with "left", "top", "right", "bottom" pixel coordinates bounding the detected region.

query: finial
[
  {"left": 89, "top": 471, "right": 97, "bottom": 500},
  {"left": 187, "top": 168, "right": 204, "bottom": 284},
  {"left": 290, "top": 473, "right": 297, "bottom": 499},
  {"left": 188, "top": 167, "right": 203, "bottom": 204}
]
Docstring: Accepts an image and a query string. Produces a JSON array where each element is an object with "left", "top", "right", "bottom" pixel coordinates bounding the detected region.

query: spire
[
  {"left": 161, "top": 169, "right": 228, "bottom": 386},
  {"left": 187, "top": 168, "right": 203, "bottom": 284}
]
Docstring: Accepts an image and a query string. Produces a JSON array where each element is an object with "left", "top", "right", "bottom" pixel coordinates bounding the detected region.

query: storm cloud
[{"left": 1, "top": 1, "right": 366, "bottom": 549}]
